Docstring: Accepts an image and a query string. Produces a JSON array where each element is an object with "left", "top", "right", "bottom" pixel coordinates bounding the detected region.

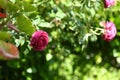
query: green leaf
[
  {"left": 111, "top": 3, "right": 120, "bottom": 11},
  {"left": 90, "top": 34, "right": 97, "bottom": 42},
  {"left": 50, "top": 7, "right": 66, "bottom": 19},
  {"left": 39, "top": 22, "right": 51, "bottom": 28},
  {"left": 6, "top": 2, "right": 19, "bottom": 12},
  {"left": 90, "top": 8, "right": 95, "bottom": 17},
  {"left": 0, "top": 31, "right": 11, "bottom": 40},
  {"left": 7, "top": 60, "right": 20, "bottom": 68},
  {"left": 22, "top": 1, "right": 37, "bottom": 12},
  {"left": 16, "top": 14, "right": 35, "bottom": 35}
]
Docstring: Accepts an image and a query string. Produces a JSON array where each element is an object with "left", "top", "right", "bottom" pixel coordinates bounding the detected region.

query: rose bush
[
  {"left": 30, "top": 30, "right": 49, "bottom": 51},
  {"left": 0, "top": 0, "right": 120, "bottom": 80}
]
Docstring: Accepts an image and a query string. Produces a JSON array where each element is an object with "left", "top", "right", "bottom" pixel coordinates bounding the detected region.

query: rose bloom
[
  {"left": 103, "top": 0, "right": 115, "bottom": 8},
  {"left": 102, "top": 22, "right": 117, "bottom": 41},
  {"left": 30, "top": 30, "right": 49, "bottom": 51}
]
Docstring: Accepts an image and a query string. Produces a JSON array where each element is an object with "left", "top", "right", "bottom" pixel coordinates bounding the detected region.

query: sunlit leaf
[
  {"left": 22, "top": 1, "right": 37, "bottom": 12},
  {"left": 16, "top": 14, "right": 36, "bottom": 35},
  {"left": 6, "top": 2, "right": 19, "bottom": 12},
  {"left": 39, "top": 22, "right": 51, "bottom": 28}
]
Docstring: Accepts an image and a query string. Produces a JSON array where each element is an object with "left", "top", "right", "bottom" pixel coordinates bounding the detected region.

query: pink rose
[
  {"left": 102, "top": 22, "right": 117, "bottom": 41},
  {"left": 30, "top": 30, "right": 49, "bottom": 51},
  {"left": 103, "top": 0, "right": 115, "bottom": 8}
]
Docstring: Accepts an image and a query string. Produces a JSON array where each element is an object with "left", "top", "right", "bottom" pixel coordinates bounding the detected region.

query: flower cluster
[
  {"left": 30, "top": 30, "right": 49, "bottom": 51},
  {"left": 99, "top": 0, "right": 117, "bottom": 41}
]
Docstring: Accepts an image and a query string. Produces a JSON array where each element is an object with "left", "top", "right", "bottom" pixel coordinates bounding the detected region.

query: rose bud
[{"left": 30, "top": 30, "right": 49, "bottom": 51}]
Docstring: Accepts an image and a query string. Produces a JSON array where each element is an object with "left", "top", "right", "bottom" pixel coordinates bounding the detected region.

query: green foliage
[
  {"left": 0, "top": 0, "right": 120, "bottom": 80},
  {"left": 22, "top": 1, "right": 37, "bottom": 12},
  {"left": 0, "top": 31, "right": 11, "bottom": 40},
  {"left": 6, "top": 2, "right": 19, "bottom": 12},
  {"left": 0, "top": 0, "right": 6, "bottom": 8}
]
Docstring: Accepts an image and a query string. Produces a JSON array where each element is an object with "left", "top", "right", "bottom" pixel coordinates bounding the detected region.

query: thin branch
[{"left": 7, "top": 21, "right": 19, "bottom": 32}]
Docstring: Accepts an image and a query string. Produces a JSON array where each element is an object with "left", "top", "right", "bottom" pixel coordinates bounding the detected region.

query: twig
[{"left": 7, "top": 21, "right": 19, "bottom": 32}]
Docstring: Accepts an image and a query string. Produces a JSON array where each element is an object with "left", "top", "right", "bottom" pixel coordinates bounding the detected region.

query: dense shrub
[{"left": 0, "top": 0, "right": 120, "bottom": 80}]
